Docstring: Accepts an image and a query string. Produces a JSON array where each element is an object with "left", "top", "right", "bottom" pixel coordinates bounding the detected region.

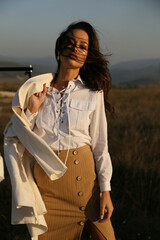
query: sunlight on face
[{"left": 60, "top": 29, "right": 89, "bottom": 69}]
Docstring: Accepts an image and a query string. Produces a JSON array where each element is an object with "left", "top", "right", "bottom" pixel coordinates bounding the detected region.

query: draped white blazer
[{"left": 4, "top": 73, "right": 67, "bottom": 240}]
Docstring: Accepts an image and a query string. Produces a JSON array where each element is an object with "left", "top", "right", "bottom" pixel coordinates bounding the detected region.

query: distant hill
[
  {"left": 110, "top": 58, "right": 160, "bottom": 70},
  {"left": 110, "top": 66, "right": 159, "bottom": 85},
  {"left": 110, "top": 58, "right": 160, "bottom": 85},
  {"left": 0, "top": 56, "right": 159, "bottom": 85}
]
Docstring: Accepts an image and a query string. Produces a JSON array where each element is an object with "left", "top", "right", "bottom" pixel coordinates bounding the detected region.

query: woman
[{"left": 25, "top": 21, "right": 115, "bottom": 239}]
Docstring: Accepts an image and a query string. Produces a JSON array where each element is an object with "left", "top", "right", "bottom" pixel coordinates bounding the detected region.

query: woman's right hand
[{"left": 27, "top": 84, "right": 47, "bottom": 113}]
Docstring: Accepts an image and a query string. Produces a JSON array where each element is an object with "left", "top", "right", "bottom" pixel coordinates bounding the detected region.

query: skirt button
[
  {"left": 76, "top": 176, "right": 82, "bottom": 181},
  {"left": 72, "top": 150, "right": 78, "bottom": 155},
  {"left": 78, "top": 191, "right": 83, "bottom": 196},
  {"left": 74, "top": 160, "right": 80, "bottom": 165},
  {"left": 80, "top": 206, "right": 85, "bottom": 211},
  {"left": 79, "top": 221, "right": 85, "bottom": 226}
]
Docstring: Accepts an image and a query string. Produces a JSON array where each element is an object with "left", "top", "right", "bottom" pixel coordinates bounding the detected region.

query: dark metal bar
[{"left": 0, "top": 65, "right": 33, "bottom": 78}]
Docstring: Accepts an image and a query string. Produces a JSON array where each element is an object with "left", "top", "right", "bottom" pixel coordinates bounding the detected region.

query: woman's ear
[{"left": 57, "top": 52, "right": 60, "bottom": 61}]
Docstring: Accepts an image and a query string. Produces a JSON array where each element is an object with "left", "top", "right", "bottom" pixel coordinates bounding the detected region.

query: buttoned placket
[{"left": 71, "top": 149, "right": 86, "bottom": 225}]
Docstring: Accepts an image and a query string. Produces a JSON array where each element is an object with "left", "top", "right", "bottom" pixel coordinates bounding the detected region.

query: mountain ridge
[{"left": 0, "top": 56, "right": 159, "bottom": 85}]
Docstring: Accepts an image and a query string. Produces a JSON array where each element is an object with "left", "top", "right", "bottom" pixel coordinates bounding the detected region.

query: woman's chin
[
  {"left": 60, "top": 55, "right": 84, "bottom": 69},
  {"left": 63, "top": 59, "right": 83, "bottom": 69}
]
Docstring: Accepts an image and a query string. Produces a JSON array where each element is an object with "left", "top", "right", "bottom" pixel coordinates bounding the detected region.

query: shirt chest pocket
[{"left": 69, "top": 100, "right": 95, "bottom": 130}]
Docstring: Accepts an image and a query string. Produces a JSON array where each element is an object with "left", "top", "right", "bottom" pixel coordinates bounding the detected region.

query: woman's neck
[
  {"left": 57, "top": 68, "right": 79, "bottom": 83},
  {"left": 52, "top": 68, "right": 79, "bottom": 91}
]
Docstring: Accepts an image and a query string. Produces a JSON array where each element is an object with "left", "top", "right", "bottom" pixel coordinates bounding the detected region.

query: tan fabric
[{"left": 34, "top": 145, "right": 114, "bottom": 240}]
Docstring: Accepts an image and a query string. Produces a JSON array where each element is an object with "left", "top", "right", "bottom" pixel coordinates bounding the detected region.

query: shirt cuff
[
  {"left": 25, "top": 108, "right": 38, "bottom": 121},
  {"left": 99, "top": 181, "right": 111, "bottom": 192}
]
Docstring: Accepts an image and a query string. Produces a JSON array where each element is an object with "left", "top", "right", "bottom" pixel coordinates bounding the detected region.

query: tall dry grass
[
  {"left": 0, "top": 85, "right": 160, "bottom": 239},
  {"left": 108, "top": 86, "right": 160, "bottom": 240}
]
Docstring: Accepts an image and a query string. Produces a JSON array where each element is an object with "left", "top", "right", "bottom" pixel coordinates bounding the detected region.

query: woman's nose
[{"left": 72, "top": 44, "right": 78, "bottom": 52}]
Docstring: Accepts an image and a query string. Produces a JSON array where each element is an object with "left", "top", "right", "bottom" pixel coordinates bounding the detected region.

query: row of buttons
[{"left": 72, "top": 149, "right": 86, "bottom": 226}]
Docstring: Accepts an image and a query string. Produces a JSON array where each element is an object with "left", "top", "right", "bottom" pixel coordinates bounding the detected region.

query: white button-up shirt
[{"left": 26, "top": 75, "right": 112, "bottom": 192}]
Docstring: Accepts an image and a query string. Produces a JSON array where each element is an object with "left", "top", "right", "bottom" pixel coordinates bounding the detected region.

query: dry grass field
[
  {"left": 108, "top": 86, "right": 160, "bottom": 240},
  {"left": 0, "top": 84, "right": 160, "bottom": 240}
]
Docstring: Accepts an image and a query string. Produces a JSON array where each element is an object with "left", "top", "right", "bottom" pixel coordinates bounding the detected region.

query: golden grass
[
  {"left": 107, "top": 86, "right": 160, "bottom": 239},
  {"left": 0, "top": 91, "right": 15, "bottom": 98}
]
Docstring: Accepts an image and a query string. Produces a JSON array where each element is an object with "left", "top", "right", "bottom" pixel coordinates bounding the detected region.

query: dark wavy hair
[{"left": 54, "top": 21, "right": 114, "bottom": 113}]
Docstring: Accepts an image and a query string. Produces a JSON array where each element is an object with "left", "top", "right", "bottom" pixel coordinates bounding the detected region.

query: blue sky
[{"left": 0, "top": 0, "right": 160, "bottom": 65}]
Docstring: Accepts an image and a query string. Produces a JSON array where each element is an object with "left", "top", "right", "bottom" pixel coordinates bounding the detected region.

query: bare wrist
[
  {"left": 102, "top": 191, "right": 110, "bottom": 196},
  {"left": 27, "top": 106, "right": 38, "bottom": 114}
]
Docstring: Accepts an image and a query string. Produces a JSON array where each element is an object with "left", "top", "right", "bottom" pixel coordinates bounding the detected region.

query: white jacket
[{"left": 3, "top": 73, "right": 67, "bottom": 240}]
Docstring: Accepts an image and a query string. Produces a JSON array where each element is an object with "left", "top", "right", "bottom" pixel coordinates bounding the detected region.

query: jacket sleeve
[{"left": 89, "top": 91, "right": 112, "bottom": 192}]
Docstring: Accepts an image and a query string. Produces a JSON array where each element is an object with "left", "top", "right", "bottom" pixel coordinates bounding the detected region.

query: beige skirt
[{"left": 34, "top": 145, "right": 115, "bottom": 240}]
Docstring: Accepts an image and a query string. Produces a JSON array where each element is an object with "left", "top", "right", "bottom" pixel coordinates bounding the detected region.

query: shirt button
[
  {"left": 79, "top": 221, "right": 85, "bottom": 226},
  {"left": 74, "top": 160, "right": 79, "bottom": 165},
  {"left": 78, "top": 191, "right": 83, "bottom": 196},
  {"left": 76, "top": 176, "right": 82, "bottom": 181},
  {"left": 80, "top": 206, "right": 85, "bottom": 211},
  {"left": 72, "top": 150, "right": 78, "bottom": 155}
]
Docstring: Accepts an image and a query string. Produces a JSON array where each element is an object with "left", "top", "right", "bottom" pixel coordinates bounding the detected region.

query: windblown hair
[{"left": 55, "top": 21, "right": 114, "bottom": 113}]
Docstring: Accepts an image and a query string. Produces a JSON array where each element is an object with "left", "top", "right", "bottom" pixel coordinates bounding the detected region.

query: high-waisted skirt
[{"left": 34, "top": 145, "right": 115, "bottom": 240}]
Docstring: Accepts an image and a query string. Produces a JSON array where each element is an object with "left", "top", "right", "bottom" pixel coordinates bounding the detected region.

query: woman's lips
[{"left": 68, "top": 54, "right": 78, "bottom": 60}]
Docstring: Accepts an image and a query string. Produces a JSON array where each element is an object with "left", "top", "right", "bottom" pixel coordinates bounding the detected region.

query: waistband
[{"left": 54, "top": 144, "right": 92, "bottom": 158}]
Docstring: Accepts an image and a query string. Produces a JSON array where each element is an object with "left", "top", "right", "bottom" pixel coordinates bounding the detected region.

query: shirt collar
[
  {"left": 73, "top": 75, "right": 84, "bottom": 85},
  {"left": 47, "top": 74, "right": 84, "bottom": 96}
]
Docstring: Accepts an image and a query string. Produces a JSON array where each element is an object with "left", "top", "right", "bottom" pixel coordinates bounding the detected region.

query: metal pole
[{"left": 0, "top": 65, "right": 33, "bottom": 78}]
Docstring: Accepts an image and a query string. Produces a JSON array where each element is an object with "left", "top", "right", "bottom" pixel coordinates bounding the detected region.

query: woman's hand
[
  {"left": 27, "top": 84, "right": 47, "bottom": 113},
  {"left": 99, "top": 191, "right": 114, "bottom": 223}
]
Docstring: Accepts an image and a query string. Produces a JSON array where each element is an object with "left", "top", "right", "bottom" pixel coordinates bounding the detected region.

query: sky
[{"left": 0, "top": 0, "right": 160, "bottom": 65}]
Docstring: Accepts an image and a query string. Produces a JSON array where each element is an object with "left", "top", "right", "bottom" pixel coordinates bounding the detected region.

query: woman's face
[{"left": 60, "top": 29, "right": 89, "bottom": 70}]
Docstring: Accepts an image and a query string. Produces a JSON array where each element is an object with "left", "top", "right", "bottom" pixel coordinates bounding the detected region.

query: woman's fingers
[
  {"left": 28, "top": 83, "right": 47, "bottom": 113},
  {"left": 99, "top": 201, "right": 105, "bottom": 221},
  {"left": 100, "top": 208, "right": 113, "bottom": 223},
  {"left": 42, "top": 83, "right": 47, "bottom": 95},
  {"left": 99, "top": 206, "right": 113, "bottom": 223},
  {"left": 34, "top": 93, "right": 40, "bottom": 97},
  {"left": 34, "top": 84, "right": 47, "bottom": 98},
  {"left": 99, "top": 191, "right": 114, "bottom": 223}
]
